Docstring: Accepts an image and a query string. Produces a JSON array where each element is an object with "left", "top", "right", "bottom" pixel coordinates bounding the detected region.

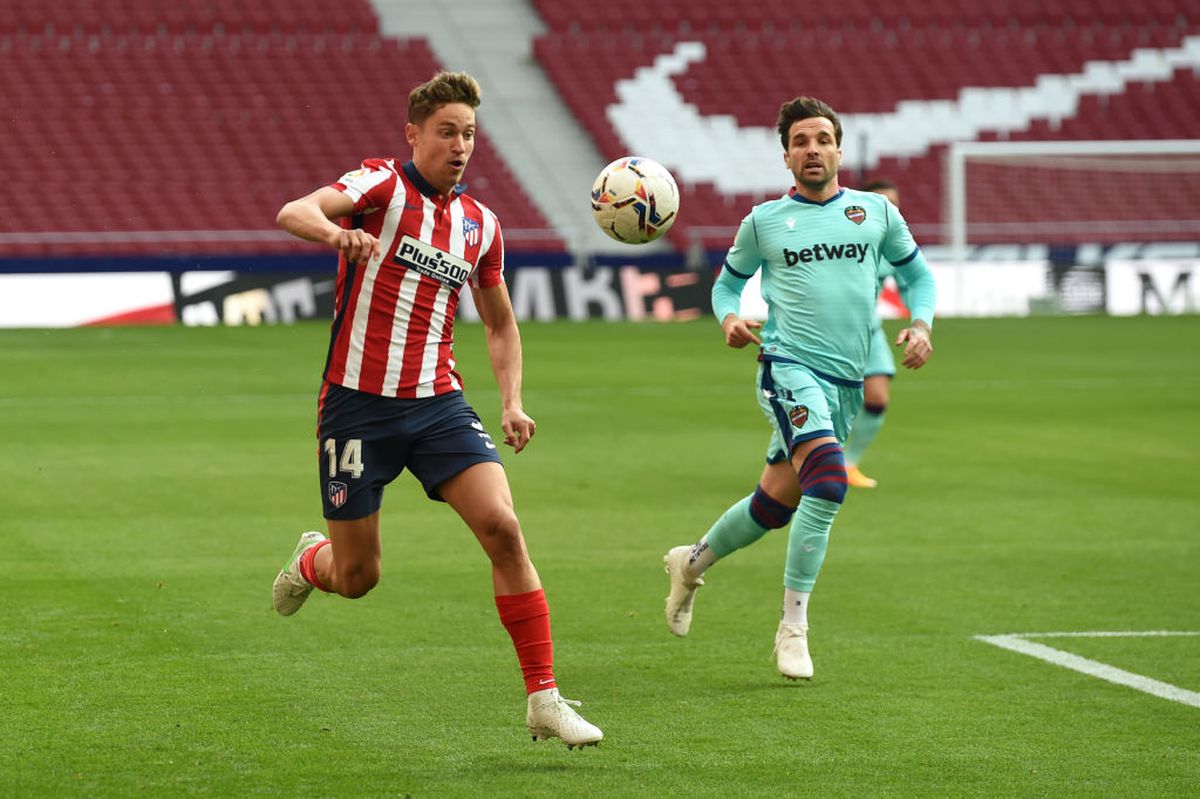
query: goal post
[{"left": 945, "top": 140, "right": 1200, "bottom": 256}]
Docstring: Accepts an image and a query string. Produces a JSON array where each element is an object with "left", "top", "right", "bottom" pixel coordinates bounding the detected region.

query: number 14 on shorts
[{"left": 324, "top": 437, "right": 364, "bottom": 479}]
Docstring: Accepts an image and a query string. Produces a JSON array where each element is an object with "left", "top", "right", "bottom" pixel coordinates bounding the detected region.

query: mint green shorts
[{"left": 756, "top": 360, "right": 863, "bottom": 463}]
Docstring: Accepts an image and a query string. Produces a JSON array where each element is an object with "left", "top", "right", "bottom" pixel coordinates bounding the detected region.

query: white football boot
[
  {"left": 773, "top": 621, "right": 814, "bottom": 680},
  {"left": 663, "top": 545, "right": 705, "bottom": 637},
  {"left": 526, "top": 688, "right": 603, "bottom": 749},
  {"left": 272, "top": 531, "right": 326, "bottom": 616}
]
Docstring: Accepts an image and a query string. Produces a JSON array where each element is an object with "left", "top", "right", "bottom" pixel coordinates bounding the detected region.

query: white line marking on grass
[
  {"left": 975, "top": 631, "right": 1200, "bottom": 709},
  {"left": 1014, "top": 630, "right": 1200, "bottom": 639}
]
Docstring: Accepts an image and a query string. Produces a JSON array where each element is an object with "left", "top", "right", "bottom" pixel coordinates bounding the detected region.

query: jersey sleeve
[
  {"left": 878, "top": 202, "right": 935, "bottom": 326},
  {"left": 330, "top": 158, "right": 397, "bottom": 213},
  {"left": 892, "top": 249, "right": 936, "bottom": 327},
  {"left": 712, "top": 211, "right": 762, "bottom": 321},
  {"left": 470, "top": 210, "right": 505, "bottom": 290},
  {"left": 879, "top": 201, "right": 918, "bottom": 266}
]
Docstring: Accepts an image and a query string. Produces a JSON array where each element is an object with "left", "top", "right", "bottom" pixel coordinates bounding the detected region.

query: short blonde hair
[{"left": 408, "top": 71, "right": 482, "bottom": 125}]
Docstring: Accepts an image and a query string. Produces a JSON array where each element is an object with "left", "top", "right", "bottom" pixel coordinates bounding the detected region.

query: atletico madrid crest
[
  {"left": 328, "top": 481, "right": 348, "bottom": 509},
  {"left": 462, "top": 217, "right": 480, "bottom": 247}
]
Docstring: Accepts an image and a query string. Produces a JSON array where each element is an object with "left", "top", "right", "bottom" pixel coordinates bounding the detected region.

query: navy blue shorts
[{"left": 316, "top": 383, "right": 503, "bottom": 520}]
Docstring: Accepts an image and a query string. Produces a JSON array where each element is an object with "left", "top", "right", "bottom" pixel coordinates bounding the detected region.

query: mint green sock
[
  {"left": 783, "top": 497, "right": 840, "bottom": 591},
  {"left": 704, "top": 495, "right": 771, "bottom": 558},
  {"left": 844, "top": 406, "right": 885, "bottom": 466}
]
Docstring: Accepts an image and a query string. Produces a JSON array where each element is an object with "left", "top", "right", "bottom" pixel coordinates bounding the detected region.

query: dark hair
[
  {"left": 776, "top": 96, "right": 842, "bottom": 149},
  {"left": 408, "top": 71, "right": 482, "bottom": 125},
  {"left": 861, "top": 178, "right": 897, "bottom": 193}
]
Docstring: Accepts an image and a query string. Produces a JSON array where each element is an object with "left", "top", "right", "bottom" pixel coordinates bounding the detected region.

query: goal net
[{"left": 945, "top": 140, "right": 1200, "bottom": 252}]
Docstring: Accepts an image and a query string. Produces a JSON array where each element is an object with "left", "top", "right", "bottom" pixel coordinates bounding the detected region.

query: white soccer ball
[{"left": 590, "top": 157, "right": 679, "bottom": 244}]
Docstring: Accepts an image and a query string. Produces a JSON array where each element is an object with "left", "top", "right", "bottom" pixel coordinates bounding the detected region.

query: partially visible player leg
[
  {"left": 845, "top": 331, "right": 894, "bottom": 488},
  {"left": 439, "top": 462, "right": 602, "bottom": 748},
  {"left": 776, "top": 436, "right": 848, "bottom": 680},
  {"left": 844, "top": 403, "right": 884, "bottom": 487},
  {"left": 845, "top": 377, "right": 889, "bottom": 487}
]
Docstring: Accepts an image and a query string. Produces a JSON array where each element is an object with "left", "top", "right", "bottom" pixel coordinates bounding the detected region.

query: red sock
[
  {"left": 298, "top": 539, "right": 332, "bottom": 593},
  {"left": 495, "top": 589, "right": 556, "bottom": 694}
]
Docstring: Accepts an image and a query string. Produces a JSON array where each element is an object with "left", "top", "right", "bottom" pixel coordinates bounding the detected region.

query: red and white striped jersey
[{"left": 323, "top": 158, "right": 504, "bottom": 398}]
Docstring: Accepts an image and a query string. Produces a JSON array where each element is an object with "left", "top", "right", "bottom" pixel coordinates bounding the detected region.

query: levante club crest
[{"left": 844, "top": 206, "right": 866, "bottom": 225}]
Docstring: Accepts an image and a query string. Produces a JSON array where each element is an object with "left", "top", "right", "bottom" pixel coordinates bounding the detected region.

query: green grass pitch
[{"left": 1, "top": 315, "right": 1198, "bottom": 797}]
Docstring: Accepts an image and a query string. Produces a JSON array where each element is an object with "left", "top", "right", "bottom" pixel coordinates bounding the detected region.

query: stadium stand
[
  {"left": 0, "top": 0, "right": 561, "bottom": 256},
  {"left": 2, "top": 1, "right": 1197, "bottom": 257},
  {"left": 532, "top": 0, "right": 1200, "bottom": 246}
]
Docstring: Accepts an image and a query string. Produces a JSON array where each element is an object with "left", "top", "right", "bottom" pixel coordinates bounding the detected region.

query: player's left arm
[
  {"left": 892, "top": 254, "right": 934, "bottom": 369},
  {"left": 881, "top": 205, "right": 937, "bottom": 370},
  {"left": 471, "top": 282, "right": 535, "bottom": 453}
]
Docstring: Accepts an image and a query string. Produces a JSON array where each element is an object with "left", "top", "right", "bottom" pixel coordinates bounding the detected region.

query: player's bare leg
[
  {"left": 758, "top": 459, "right": 804, "bottom": 508},
  {"left": 272, "top": 513, "right": 383, "bottom": 615},
  {"left": 441, "top": 462, "right": 602, "bottom": 748},
  {"left": 319, "top": 514, "right": 383, "bottom": 597},
  {"left": 440, "top": 462, "right": 538, "bottom": 595}
]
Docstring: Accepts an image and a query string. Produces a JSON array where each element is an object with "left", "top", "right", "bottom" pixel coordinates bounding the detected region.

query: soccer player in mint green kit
[
  {"left": 663, "top": 97, "right": 936, "bottom": 680},
  {"left": 845, "top": 178, "right": 906, "bottom": 488}
]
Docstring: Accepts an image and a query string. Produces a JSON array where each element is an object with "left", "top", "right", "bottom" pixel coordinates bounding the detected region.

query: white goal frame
[{"left": 945, "top": 139, "right": 1200, "bottom": 257}]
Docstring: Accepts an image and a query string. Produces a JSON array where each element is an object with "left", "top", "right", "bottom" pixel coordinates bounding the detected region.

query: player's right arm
[
  {"left": 880, "top": 203, "right": 936, "bottom": 369},
  {"left": 718, "top": 304, "right": 763, "bottom": 348},
  {"left": 276, "top": 186, "right": 381, "bottom": 266},
  {"left": 712, "top": 212, "right": 764, "bottom": 348}
]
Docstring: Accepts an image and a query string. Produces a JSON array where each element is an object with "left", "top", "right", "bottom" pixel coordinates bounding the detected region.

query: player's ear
[{"left": 405, "top": 122, "right": 418, "bottom": 149}]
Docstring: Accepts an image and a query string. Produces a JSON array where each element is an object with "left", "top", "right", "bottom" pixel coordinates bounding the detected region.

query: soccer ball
[{"left": 590, "top": 157, "right": 679, "bottom": 244}]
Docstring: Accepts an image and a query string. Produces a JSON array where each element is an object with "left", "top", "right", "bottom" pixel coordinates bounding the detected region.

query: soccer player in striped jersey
[
  {"left": 842, "top": 178, "right": 910, "bottom": 488},
  {"left": 663, "top": 97, "right": 936, "bottom": 680},
  {"left": 271, "top": 71, "right": 601, "bottom": 747}
]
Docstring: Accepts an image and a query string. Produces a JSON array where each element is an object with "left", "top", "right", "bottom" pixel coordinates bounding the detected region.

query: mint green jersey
[{"left": 713, "top": 187, "right": 935, "bottom": 382}]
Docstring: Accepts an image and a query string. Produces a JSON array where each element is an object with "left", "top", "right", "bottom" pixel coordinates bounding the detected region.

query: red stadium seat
[{"left": 0, "top": 6, "right": 562, "bottom": 256}]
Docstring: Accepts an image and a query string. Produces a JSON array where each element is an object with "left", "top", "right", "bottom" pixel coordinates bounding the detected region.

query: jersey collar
[
  {"left": 402, "top": 160, "right": 467, "bottom": 199},
  {"left": 788, "top": 187, "right": 844, "bottom": 207}
]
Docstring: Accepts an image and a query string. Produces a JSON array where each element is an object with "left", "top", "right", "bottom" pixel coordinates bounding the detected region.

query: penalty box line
[{"left": 975, "top": 631, "right": 1200, "bottom": 709}]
